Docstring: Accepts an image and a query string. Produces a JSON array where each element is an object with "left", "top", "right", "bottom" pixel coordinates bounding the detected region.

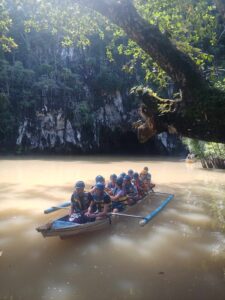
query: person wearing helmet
[
  {"left": 110, "top": 177, "right": 128, "bottom": 212},
  {"left": 140, "top": 167, "right": 151, "bottom": 181},
  {"left": 106, "top": 174, "right": 117, "bottom": 194},
  {"left": 86, "top": 182, "right": 111, "bottom": 219},
  {"left": 132, "top": 172, "right": 145, "bottom": 198},
  {"left": 123, "top": 175, "right": 138, "bottom": 204},
  {"left": 69, "top": 181, "right": 94, "bottom": 223},
  {"left": 119, "top": 172, "right": 126, "bottom": 179},
  {"left": 128, "top": 169, "right": 134, "bottom": 179},
  {"left": 140, "top": 167, "right": 155, "bottom": 191},
  {"left": 90, "top": 175, "right": 106, "bottom": 192},
  {"left": 95, "top": 175, "right": 105, "bottom": 184}
]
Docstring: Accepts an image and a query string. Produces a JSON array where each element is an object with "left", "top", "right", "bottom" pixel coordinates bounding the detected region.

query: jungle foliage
[
  {"left": 0, "top": 0, "right": 225, "bottom": 152},
  {"left": 183, "top": 138, "right": 225, "bottom": 169}
]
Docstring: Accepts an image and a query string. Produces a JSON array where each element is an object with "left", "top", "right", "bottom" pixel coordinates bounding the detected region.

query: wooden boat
[
  {"left": 36, "top": 215, "right": 110, "bottom": 238},
  {"left": 36, "top": 192, "right": 174, "bottom": 239}
]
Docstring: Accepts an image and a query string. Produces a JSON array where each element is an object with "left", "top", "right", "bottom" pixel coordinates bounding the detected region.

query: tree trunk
[{"left": 75, "top": 0, "right": 225, "bottom": 143}]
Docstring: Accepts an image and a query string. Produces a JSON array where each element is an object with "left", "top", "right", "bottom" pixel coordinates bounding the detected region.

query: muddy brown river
[{"left": 0, "top": 156, "right": 225, "bottom": 300}]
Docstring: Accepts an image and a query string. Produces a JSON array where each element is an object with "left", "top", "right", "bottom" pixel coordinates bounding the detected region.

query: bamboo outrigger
[{"left": 36, "top": 192, "right": 174, "bottom": 239}]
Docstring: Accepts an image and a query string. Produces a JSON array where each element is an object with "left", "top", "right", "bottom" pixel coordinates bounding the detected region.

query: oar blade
[{"left": 44, "top": 202, "right": 71, "bottom": 214}]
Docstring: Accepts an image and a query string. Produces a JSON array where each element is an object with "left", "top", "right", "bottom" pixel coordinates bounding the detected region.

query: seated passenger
[
  {"left": 69, "top": 181, "right": 94, "bottom": 223},
  {"left": 132, "top": 172, "right": 145, "bottom": 197},
  {"left": 140, "top": 167, "right": 155, "bottom": 190},
  {"left": 110, "top": 177, "right": 128, "bottom": 212},
  {"left": 86, "top": 182, "right": 111, "bottom": 219},
  {"left": 119, "top": 172, "right": 126, "bottom": 179},
  {"left": 123, "top": 175, "right": 138, "bottom": 204},
  {"left": 106, "top": 174, "right": 117, "bottom": 194},
  {"left": 95, "top": 175, "right": 105, "bottom": 184},
  {"left": 142, "top": 178, "right": 151, "bottom": 194},
  {"left": 128, "top": 169, "right": 134, "bottom": 180},
  {"left": 90, "top": 175, "right": 106, "bottom": 192}
]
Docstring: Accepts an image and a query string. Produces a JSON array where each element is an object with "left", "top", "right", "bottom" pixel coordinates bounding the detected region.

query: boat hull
[
  {"left": 36, "top": 217, "right": 110, "bottom": 238},
  {"left": 36, "top": 193, "right": 151, "bottom": 239}
]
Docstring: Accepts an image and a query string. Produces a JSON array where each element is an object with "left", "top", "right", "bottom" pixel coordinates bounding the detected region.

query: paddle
[
  {"left": 108, "top": 212, "right": 144, "bottom": 219},
  {"left": 44, "top": 201, "right": 71, "bottom": 214}
]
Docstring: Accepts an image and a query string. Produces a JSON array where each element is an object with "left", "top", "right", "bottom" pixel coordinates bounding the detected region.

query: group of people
[{"left": 69, "top": 167, "right": 155, "bottom": 224}]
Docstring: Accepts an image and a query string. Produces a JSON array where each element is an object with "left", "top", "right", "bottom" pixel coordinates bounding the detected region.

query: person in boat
[
  {"left": 123, "top": 175, "right": 138, "bottom": 204},
  {"left": 86, "top": 182, "right": 111, "bottom": 219},
  {"left": 90, "top": 175, "right": 106, "bottom": 192},
  {"left": 110, "top": 177, "right": 128, "bottom": 212},
  {"left": 140, "top": 167, "right": 155, "bottom": 190},
  {"left": 119, "top": 172, "right": 126, "bottom": 179},
  {"left": 128, "top": 169, "right": 134, "bottom": 180},
  {"left": 69, "top": 181, "right": 94, "bottom": 223},
  {"left": 106, "top": 174, "right": 117, "bottom": 194},
  {"left": 132, "top": 172, "right": 145, "bottom": 197},
  {"left": 95, "top": 175, "right": 105, "bottom": 184}
]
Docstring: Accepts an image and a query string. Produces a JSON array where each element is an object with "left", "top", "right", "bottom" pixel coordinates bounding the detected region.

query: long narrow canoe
[{"left": 36, "top": 192, "right": 174, "bottom": 239}]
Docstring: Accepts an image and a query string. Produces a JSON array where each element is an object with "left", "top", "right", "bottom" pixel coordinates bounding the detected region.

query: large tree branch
[
  {"left": 74, "top": 0, "right": 225, "bottom": 143},
  {"left": 76, "top": 0, "right": 206, "bottom": 96}
]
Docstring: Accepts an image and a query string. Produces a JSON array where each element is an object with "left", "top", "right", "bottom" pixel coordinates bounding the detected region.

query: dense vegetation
[
  {"left": 183, "top": 138, "right": 225, "bottom": 169},
  {"left": 0, "top": 0, "right": 144, "bottom": 151},
  {"left": 0, "top": 0, "right": 225, "bottom": 155}
]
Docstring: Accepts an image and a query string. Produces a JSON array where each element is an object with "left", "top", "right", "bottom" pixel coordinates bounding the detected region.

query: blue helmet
[
  {"left": 110, "top": 174, "right": 117, "bottom": 180},
  {"left": 95, "top": 182, "right": 105, "bottom": 191},
  {"left": 124, "top": 175, "right": 131, "bottom": 181},
  {"left": 95, "top": 175, "right": 105, "bottom": 183},
  {"left": 75, "top": 181, "right": 85, "bottom": 189},
  {"left": 128, "top": 169, "right": 134, "bottom": 175},
  {"left": 116, "top": 177, "right": 123, "bottom": 186},
  {"left": 119, "top": 172, "right": 126, "bottom": 178},
  {"left": 133, "top": 172, "right": 139, "bottom": 179}
]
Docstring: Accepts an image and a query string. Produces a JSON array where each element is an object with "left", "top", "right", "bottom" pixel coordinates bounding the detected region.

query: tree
[
  {"left": 73, "top": 0, "right": 225, "bottom": 143},
  {"left": 0, "top": 0, "right": 17, "bottom": 52}
]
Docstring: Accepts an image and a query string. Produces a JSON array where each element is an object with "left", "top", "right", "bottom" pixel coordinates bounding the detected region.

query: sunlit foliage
[{"left": 183, "top": 137, "right": 225, "bottom": 169}]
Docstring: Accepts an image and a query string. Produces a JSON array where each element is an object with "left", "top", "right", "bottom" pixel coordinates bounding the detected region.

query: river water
[{"left": 0, "top": 156, "right": 225, "bottom": 300}]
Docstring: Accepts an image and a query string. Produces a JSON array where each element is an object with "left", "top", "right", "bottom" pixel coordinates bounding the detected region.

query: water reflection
[{"left": 0, "top": 156, "right": 225, "bottom": 300}]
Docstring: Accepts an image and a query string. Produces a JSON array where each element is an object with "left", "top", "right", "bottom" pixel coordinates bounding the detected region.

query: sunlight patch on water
[
  {"left": 193, "top": 232, "right": 225, "bottom": 259},
  {"left": 85, "top": 244, "right": 100, "bottom": 255},
  {"left": 175, "top": 248, "right": 192, "bottom": 259},
  {"left": 132, "top": 226, "right": 179, "bottom": 258},
  {"left": 180, "top": 203, "right": 204, "bottom": 213},
  {"left": 42, "top": 284, "right": 74, "bottom": 300},
  {"left": 110, "top": 234, "right": 134, "bottom": 250},
  {"left": 0, "top": 215, "right": 31, "bottom": 232},
  {"left": 117, "top": 279, "right": 140, "bottom": 296},
  {"left": 165, "top": 208, "right": 212, "bottom": 227},
  {"left": 178, "top": 223, "right": 194, "bottom": 236},
  {"left": 61, "top": 262, "right": 82, "bottom": 275},
  {"left": 180, "top": 212, "right": 212, "bottom": 225}
]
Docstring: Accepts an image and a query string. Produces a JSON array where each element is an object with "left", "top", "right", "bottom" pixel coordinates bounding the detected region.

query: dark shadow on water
[{"left": 0, "top": 154, "right": 185, "bottom": 163}]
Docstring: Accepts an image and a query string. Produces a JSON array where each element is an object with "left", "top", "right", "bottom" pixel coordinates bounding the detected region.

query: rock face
[
  {"left": 16, "top": 91, "right": 142, "bottom": 153},
  {"left": 12, "top": 38, "right": 181, "bottom": 154},
  {"left": 16, "top": 89, "right": 181, "bottom": 154}
]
